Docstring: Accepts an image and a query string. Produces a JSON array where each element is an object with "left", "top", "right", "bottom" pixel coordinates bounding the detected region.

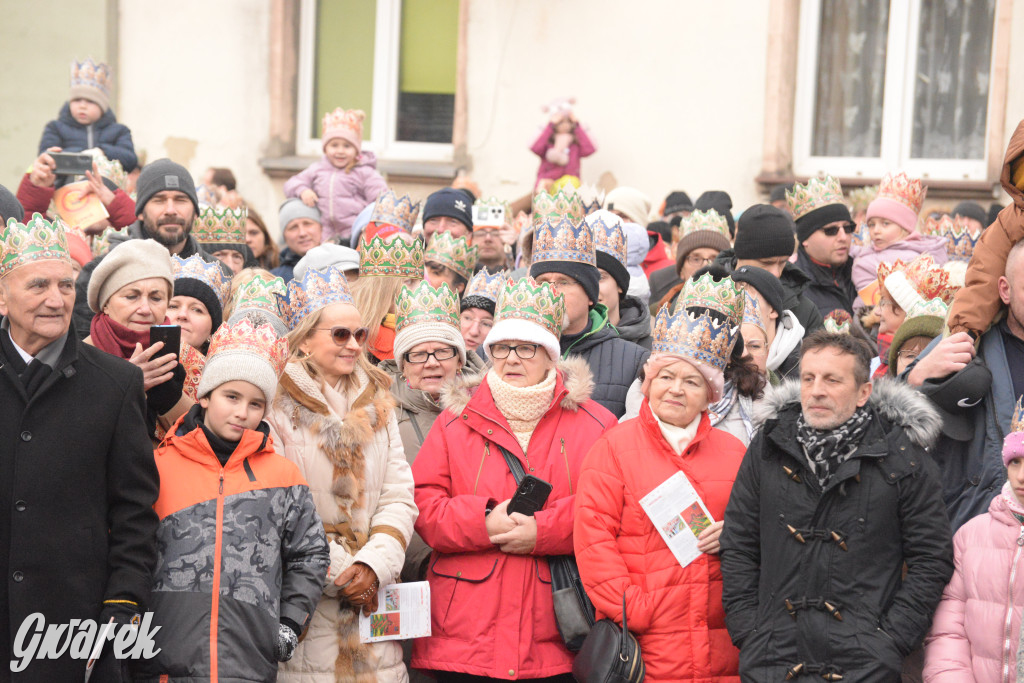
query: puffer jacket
[
  {"left": 39, "top": 102, "right": 137, "bottom": 170},
  {"left": 575, "top": 400, "right": 746, "bottom": 682},
  {"left": 561, "top": 304, "right": 649, "bottom": 418},
  {"left": 411, "top": 357, "right": 616, "bottom": 679},
  {"left": 266, "top": 362, "right": 418, "bottom": 683},
  {"left": 530, "top": 121, "right": 596, "bottom": 186},
  {"left": 720, "top": 379, "right": 954, "bottom": 683},
  {"left": 138, "top": 408, "right": 329, "bottom": 682},
  {"left": 614, "top": 295, "right": 653, "bottom": 350},
  {"left": 923, "top": 488, "right": 1024, "bottom": 682},
  {"left": 793, "top": 246, "right": 860, "bottom": 318},
  {"left": 283, "top": 152, "right": 388, "bottom": 243},
  {"left": 948, "top": 118, "right": 1024, "bottom": 338},
  {"left": 850, "top": 234, "right": 949, "bottom": 291}
]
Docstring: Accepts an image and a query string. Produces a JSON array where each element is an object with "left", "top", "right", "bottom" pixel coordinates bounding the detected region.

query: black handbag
[
  {"left": 496, "top": 443, "right": 595, "bottom": 651},
  {"left": 572, "top": 594, "right": 645, "bottom": 683}
]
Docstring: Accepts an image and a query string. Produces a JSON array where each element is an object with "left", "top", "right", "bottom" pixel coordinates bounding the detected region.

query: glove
[
  {"left": 275, "top": 622, "right": 299, "bottom": 662},
  {"left": 146, "top": 361, "right": 186, "bottom": 414},
  {"left": 100, "top": 599, "right": 141, "bottom": 628}
]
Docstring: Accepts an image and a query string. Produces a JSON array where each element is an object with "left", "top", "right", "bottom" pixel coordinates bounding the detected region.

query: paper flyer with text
[
  {"left": 358, "top": 581, "right": 431, "bottom": 643},
  {"left": 640, "top": 471, "right": 715, "bottom": 570}
]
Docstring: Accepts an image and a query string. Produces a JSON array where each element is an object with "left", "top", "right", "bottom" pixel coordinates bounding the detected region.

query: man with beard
[{"left": 72, "top": 159, "right": 227, "bottom": 339}]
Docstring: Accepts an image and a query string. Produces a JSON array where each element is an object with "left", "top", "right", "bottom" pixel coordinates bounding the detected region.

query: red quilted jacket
[{"left": 575, "top": 399, "right": 746, "bottom": 682}]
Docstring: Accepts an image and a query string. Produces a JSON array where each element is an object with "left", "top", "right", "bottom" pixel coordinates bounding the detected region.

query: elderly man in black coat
[{"left": 0, "top": 214, "right": 159, "bottom": 680}]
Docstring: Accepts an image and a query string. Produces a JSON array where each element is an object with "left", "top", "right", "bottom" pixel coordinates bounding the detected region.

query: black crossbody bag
[{"left": 572, "top": 594, "right": 645, "bottom": 683}]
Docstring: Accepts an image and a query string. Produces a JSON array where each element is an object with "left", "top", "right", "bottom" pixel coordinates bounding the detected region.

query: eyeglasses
[
  {"left": 316, "top": 326, "right": 369, "bottom": 346},
  {"left": 877, "top": 298, "right": 902, "bottom": 314},
  {"left": 474, "top": 228, "right": 500, "bottom": 239},
  {"left": 490, "top": 343, "right": 539, "bottom": 360},
  {"left": 686, "top": 254, "right": 717, "bottom": 267},
  {"left": 821, "top": 223, "right": 856, "bottom": 237},
  {"left": 404, "top": 346, "right": 458, "bottom": 364},
  {"left": 540, "top": 279, "right": 578, "bottom": 291},
  {"left": 897, "top": 349, "right": 921, "bottom": 361}
]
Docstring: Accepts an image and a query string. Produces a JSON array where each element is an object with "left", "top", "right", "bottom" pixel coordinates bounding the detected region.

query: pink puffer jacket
[
  {"left": 283, "top": 151, "right": 387, "bottom": 243},
  {"left": 923, "top": 489, "right": 1024, "bottom": 682},
  {"left": 850, "top": 234, "right": 949, "bottom": 290}
]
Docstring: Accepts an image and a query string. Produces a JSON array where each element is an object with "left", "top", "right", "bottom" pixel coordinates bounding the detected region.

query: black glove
[
  {"left": 275, "top": 622, "right": 299, "bottom": 662},
  {"left": 100, "top": 600, "right": 141, "bottom": 628},
  {"left": 146, "top": 362, "right": 186, "bottom": 414}
]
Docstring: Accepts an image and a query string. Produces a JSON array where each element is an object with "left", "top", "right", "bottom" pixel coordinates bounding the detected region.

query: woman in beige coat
[{"left": 266, "top": 265, "right": 417, "bottom": 683}]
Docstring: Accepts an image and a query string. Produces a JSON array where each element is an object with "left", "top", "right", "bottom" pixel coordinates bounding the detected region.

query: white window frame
[
  {"left": 792, "top": 0, "right": 994, "bottom": 181},
  {"left": 295, "top": 0, "right": 455, "bottom": 162}
]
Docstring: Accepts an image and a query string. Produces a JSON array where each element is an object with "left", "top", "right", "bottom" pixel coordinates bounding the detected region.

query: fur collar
[
  {"left": 753, "top": 378, "right": 942, "bottom": 449},
  {"left": 441, "top": 355, "right": 595, "bottom": 415}
]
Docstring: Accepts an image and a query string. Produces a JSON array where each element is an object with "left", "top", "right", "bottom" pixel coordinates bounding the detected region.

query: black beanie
[
  {"left": 795, "top": 203, "right": 854, "bottom": 243},
  {"left": 135, "top": 159, "right": 199, "bottom": 216},
  {"left": 460, "top": 295, "right": 496, "bottom": 316},
  {"left": 423, "top": 188, "right": 473, "bottom": 231},
  {"left": 530, "top": 260, "right": 600, "bottom": 309},
  {"left": 205, "top": 241, "right": 257, "bottom": 269},
  {"left": 663, "top": 191, "right": 694, "bottom": 215},
  {"left": 952, "top": 201, "right": 988, "bottom": 227},
  {"left": 0, "top": 183, "right": 24, "bottom": 223},
  {"left": 769, "top": 183, "right": 794, "bottom": 203},
  {"left": 596, "top": 251, "right": 630, "bottom": 298},
  {"left": 174, "top": 277, "right": 224, "bottom": 336},
  {"left": 732, "top": 264, "right": 787, "bottom": 316},
  {"left": 695, "top": 191, "right": 735, "bottom": 238},
  {"left": 733, "top": 204, "right": 796, "bottom": 260}
]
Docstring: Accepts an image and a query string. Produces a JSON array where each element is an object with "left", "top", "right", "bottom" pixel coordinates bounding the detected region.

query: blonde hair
[
  {"left": 223, "top": 267, "right": 274, "bottom": 321},
  {"left": 351, "top": 275, "right": 410, "bottom": 345},
  {"left": 286, "top": 305, "right": 390, "bottom": 393}
]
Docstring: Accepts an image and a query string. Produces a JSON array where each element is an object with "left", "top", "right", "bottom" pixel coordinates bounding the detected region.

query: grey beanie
[
  {"left": 88, "top": 239, "right": 174, "bottom": 313},
  {"left": 294, "top": 244, "right": 360, "bottom": 281},
  {"left": 0, "top": 184, "right": 24, "bottom": 223},
  {"left": 279, "top": 198, "right": 322, "bottom": 232},
  {"left": 135, "top": 159, "right": 199, "bottom": 216}
]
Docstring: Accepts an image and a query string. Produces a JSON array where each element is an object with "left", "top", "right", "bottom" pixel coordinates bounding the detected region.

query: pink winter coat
[
  {"left": 850, "top": 234, "right": 949, "bottom": 290},
  {"left": 283, "top": 151, "right": 387, "bottom": 243},
  {"left": 923, "top": 491, "right": 1024, "bottom": 682},
  {"left": 530, "top": 122, "right": 596, "bottom": 188}
]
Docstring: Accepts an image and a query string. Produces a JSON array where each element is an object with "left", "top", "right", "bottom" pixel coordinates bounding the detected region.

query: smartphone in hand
[
  {"left": 149, "top": 325, "right": 181, "bottom": 361},
  {"left": 50, "top": 152, "right": 93, "bottom": 176},
  {"left": 507, "top": 475, "right": 553, "bottom": 517}
]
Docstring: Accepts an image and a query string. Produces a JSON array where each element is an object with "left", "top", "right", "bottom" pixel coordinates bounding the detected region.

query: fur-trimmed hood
[
  {"left": 441, "top": 355, "right": 596, "bottom": 415},
  {"left": 754, "top": 378, "right": 943, "bottom": 449}
]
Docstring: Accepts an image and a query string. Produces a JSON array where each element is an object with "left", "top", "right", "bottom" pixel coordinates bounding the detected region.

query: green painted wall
[
  {"left": 314, "top": 0, "right": 377, "bottom": 137},
  {"left": 400, "top": 0, "right": 457, "bottom": 94}
]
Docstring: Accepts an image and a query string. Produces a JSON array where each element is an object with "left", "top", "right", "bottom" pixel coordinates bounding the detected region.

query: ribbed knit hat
[
  {"left": 603, "top": 187, "right": 651, "bottom": 226},
  {"left": 88, "top": 239, "right": 173, "bottom": 313},
  {"left": 196, "top": 318, "right": 288, "bottom": 402},
  {"left": 663, "top": 191, "right": 694, "bottom": 216},
  {"left": 174, "top": 277, "right": 224, "bottom": 336},
  {"left": 423, "top": 188, "right": 473, "bottom": 231},
  {"left": 888, "top": 315, "right": 943, "bottom": 371},
  {"left": 278, "top": 197, "right": 322, "bottom": 232},
  {"left": 135, "top": 160, "right": 199, "bottom": 217},
  {"left": 0, "top": 184, "right": 24, "bottom": 223},
  {"left": 393, "top": 321, "right": 467, "bottom": 374},
  {"left": 733, "top": 204, "right": 796, "bottom": 260}
]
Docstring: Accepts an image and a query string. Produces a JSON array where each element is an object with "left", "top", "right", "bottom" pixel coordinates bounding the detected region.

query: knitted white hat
[
  {"left": 393, "top": 320, "right": 467, "bottom": 373},
  {"left": 88, "top": 239, "right": 174, "bottom": 313},
  {"left": 484, "top": 318, "right": 560, "bottom": 363},
  {"left": 195, "top": 318, "right": 288, "bottom": 402}
]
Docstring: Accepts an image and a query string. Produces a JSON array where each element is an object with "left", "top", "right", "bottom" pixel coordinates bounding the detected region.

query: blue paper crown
[
  {"left": 369, "top": 189, "right": 421, "bottom": 232},
  {"left": 586, "top": 212, "right": 627, "bottom": 267},
  {"left": 531, "top": 217, "right": 596, "bottom": 267},
  {"left": 464, "top": 267, "right": 507, "bottom": 303},
  {"left": 171, "top": 254, "right": 231, "bottom": 308},
  {"left": 284, "top": 265, "right": 355, "bottom": 328},
  {"left": 651, "top": 304, "right": 738, "bottom": 372}
]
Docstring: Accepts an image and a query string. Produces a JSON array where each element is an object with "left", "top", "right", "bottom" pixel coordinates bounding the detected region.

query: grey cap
[
  {"left": 279, "top": 198, "right": 322, "bottom": 232},
  {"left": 294, "top": 244, "right": 360, "bottom": 281}
]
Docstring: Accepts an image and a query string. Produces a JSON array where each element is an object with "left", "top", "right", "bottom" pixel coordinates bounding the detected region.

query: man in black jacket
[
  {"left": 0, "top": 215, "right": 159, "bottom": 680},
  {"left": 720, "top": 331, "right": 953, "bottom": 682}
]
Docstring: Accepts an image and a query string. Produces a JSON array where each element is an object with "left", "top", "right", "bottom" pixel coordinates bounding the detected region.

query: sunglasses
[
  {"left": 316, "top": 326, "right": 369, "bottom": 346},
  {"left": 821, "top": 223, "right": 856, "bottom": 237}
]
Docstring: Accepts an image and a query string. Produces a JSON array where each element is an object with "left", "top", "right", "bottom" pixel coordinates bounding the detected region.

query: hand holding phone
[
  {"left": 50, "top": 152, "right": 93, "bottom": 176},
  {"left": 149, "top": 325, "right": 181, "bottom": 361},
  {"left": 507, "top": 475, "right": 553, "bottom": 517}
]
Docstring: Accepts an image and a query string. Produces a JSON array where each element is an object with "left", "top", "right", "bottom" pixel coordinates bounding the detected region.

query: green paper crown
[
  {"left": 531, "top": 188, "right": 586, "bottom": 229},
  {"left": 494, "top": 277, "right": 566, "bottom": 338},
  {"left": 0, "top": 214, "right": 72, "bottom": 279},
  {"left": 395, "top": 281, "right": 460, "bottom": 333},
  {"left": 425, "top": 232, "right": 478, "bottom": 281},
  {"left": 786, "top": 175, "right": 846, "bottom": 221},
  {"left": 359, "top": 233, "right": 425, "bottom": 278},
  {"left": 677, "top": 272, "right": 745, "bottom": 327},
  {"left": 232, "top": 273, "right": 288, "bottom": 318},
  {"left": 679, "top": 209, "right": 731, "bottom": 240},
  {"left": 195, "top": 206, "right": 247, "bottom": 245}
]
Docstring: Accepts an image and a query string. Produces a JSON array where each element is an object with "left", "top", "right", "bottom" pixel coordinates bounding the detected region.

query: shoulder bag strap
[{"left": 495, "top": 442, "right": 526, "bottom": 484}]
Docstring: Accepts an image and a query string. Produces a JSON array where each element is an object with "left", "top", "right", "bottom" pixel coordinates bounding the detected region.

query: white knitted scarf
[{"left": 487, "top": 368, "right": 556, "bottom": 453}]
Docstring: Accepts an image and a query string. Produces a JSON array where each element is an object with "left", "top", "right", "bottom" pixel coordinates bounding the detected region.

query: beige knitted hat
[{"left": 87, "top": 239, "right": 173, "bottom": 313}]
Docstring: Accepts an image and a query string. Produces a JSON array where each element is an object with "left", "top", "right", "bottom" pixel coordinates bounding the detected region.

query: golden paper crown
[
  {"left": 206, "top": 317, "right": 289, "bottom": 379},
  {"left": 823, "top": 310, "right": 853, "bottom": 335},
  {"left": 0, "top": 214, "right": 72, "bottom": 279},
  {"left": 171, "top": 254, "right": 231, "bottom": 308},
  {"left": 321, "top": 108, "right": 365, "bottom": 138},
  {"left": 742, "top": 294, "right": 767, "bottom": 336},
  {"left": 877, "top": 171, "right": 927, "bottom": 215},
  {"left": 395, "top": 280, "right": 461, "bottom": 333},
  {"left": 195, "top": 206, "right": 247, "bottom": 245},
  {"left": 1011, "top": 398, "right": 1024, "bottom": 435},
  {"left": 877, "top": 253, "right": 956, "bottom": 306},
  {"left": 578, "top": 184, "right": 606, "bottom": 216},
  {"left": 652, "top": 305, "right": 738, "bottom": 373},
  {"left": 677, "top": 272, "right": 746, "bottom": 328},
  {"left": 494, "top": 277, "right": 566, "bottom": 338},
  {"left": 532, "top": 188, "right": 586, "bottom": 229},
  {"left": 531, "top": 217, "right": 596, "bottom": 267},
  {"left": 586, "top": 211, "right": 627, "bottom": 267},
  {"left": 70, "top": 58, "right": 113, "bottom": 100},
  {"left": 848, "top": 185, "right": 878, "bottom": 214},
  {"left": 936, "top": 215, "right": 982, "bottom": 262},
  {"left": 679, "top": 209, "right": 731, "bottom": 240},
  {"left": 359, "top": 233, "right": 425, "bottom": 278},
  {"left": 284, "top": 265, "right": 355, "bottom": 328},
  {"left": 370, "top": 189, "right": 420, "bottom": 232},
  {"left": 786, "top": 175, "right": 846, "bottom": 221},
  {"left": 425, "top": 232, "right": 477, "bottom": 281},
  {"left": 179, "top": 342, "right": 205, "bottom": 402},
  {"left": 464, "top": 267, "right": 506, "bottom": 303}
]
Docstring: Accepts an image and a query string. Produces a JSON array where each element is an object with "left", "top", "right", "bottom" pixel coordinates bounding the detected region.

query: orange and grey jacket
[{"left": 135, "top": 408, "right": 329, "bottom": 682}]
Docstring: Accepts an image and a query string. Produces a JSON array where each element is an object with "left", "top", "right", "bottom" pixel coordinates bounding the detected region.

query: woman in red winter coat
[
  {"left": 575, "top": 299, "right": 748, "bottom": 682},
  {"left": 412, "top": 278, "right": 616, "bottom": 682}
]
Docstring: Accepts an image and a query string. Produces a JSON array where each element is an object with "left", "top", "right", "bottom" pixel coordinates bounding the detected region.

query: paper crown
[
  {"left": 395, "top": 280, "right": 461, "bottom": 333},
  {"left": 425, "top": 232, "right": 477, "bottom": 281},
  {"left": 848, "top": 185, "right": 878, "bottom": 214},
  {"left": 207, "top": 317, "right": 289, "bottom": 378},
  {"left": 171, "top": 254, "right": 231, "bottom": 307},
  {"left": 232, "top": 273, "right": 288, "bottom": 318},
  {"left": 742, "top": 293, "right": 767, "bottom": 336},
  {"left": 904, "top": 296, "right": 950, "bottom": 321},
  {"left": 1012, "top": 398, "right": 1024, "bottom": 436},
  {"left": 370, "top": 189, "right": 420, "bottom": 233},
  {"left": 195, "top": 206, "right": 247, "bottom": 245},
  {"left": 786, "top": 175, "right": 846, "bottom": 221},
  {"left": 472, "top": 197, "right": 511, "bottom": 228},
  {"left": 494, "top": 277, "right": 566, "bottom": 339},
  {"left": 531, "top": 217, "right": 596, "bottom": 267},
  {"left": 179, "top": 342, "right": 205, "bottom": 403},
  {"left": 284, "top": 265, "right": 355, "bottom": 328},
  {"left": 464, "top": 267, "right": 506, "bottom": 303},
  {"left": 823, "top": 310, "right": 853, "bottom": 335},
  {"left": 652, "top": 305, "right": 739, "bottom": 373},
  {"left": 935, "top": 215, "right": 982, "bottom": 262},
  {"left": 82, "top": 148, "right": 126, "bottom": 189},
  {"left": 578, "top": 184, "right": 606, "bottom": 216},
  {"left": 359, "top": 233, "right": 425, "bottom": 278},
  {"left": 877, "top": 253, "right": 956, "bottom": 306},
  {"left": 676, "top": 272, "right": 746, "bottom": 328},
  {"left": 877, "top": 171, "right": 927, "bottom": 215},
  {"left": 850, "top": 222, "right": 870, "bottom": 248},
  {"left": 70, "top": 58, "right": 113, "bottom": 100},
  {"left": 532, "top": 189, "right": 586, "bottom": 229},
  {"left": 321, "top": 107, "right": 365, "bottom": 138},
  {"left": 0, "top": 214, "right": 72, "bottom": 279},
  {"left": 679, "top": 209, "right": 731, "bottom": 240},
  {"left": 586, "top": 212, "right": 627, "bottom": 267}
]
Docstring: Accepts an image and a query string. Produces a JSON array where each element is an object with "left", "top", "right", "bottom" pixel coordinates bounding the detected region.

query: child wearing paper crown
[
  {"left": 38, "top": 59, "right": 138, "bottom": 172},
  {"left": 138, "top": 317, "right": 329, "bottom": 682},
  {"left": 283, "top": 107, "right": 388, "bottom": 243},
  {"left": 923, "top": 400, "right": 1024, "bottom": 680},
  {"left": 529, "top": 97, "right": 596, "bottom": 191}
]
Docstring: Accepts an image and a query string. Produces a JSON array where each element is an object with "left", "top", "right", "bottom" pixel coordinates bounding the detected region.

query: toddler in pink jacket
[
  {"left": 284, "top": 108, "right": 387, "bottom": 244},
  {"left": 851, "top": 171, "right": 948, "bottom": 291},
  {"left": 923, "top": 401, "right": 1024, "bottom": 681}
]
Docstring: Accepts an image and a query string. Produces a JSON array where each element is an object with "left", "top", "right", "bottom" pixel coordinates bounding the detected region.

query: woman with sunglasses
[
  {"left": 265, "top": 265, "right": 417, "bottom": 683},
  {"left": 410, "top": 278, "right": 616, "bottom": 682}
]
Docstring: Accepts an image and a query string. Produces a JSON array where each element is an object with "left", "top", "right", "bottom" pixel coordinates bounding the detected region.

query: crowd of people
[{"left": 3, "top": 60, "right": 1024, "bottom": 683}]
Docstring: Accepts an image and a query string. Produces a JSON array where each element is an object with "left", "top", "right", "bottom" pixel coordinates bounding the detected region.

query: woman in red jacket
[
  {"left": 575, "top": 288, "right": 749, "bottom": 682},
  {"left": 412, "top": 278, "right": 616, "bottom": 682}
]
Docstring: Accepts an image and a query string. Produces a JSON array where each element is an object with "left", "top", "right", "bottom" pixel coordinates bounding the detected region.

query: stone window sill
[
  {"left": 755, "top": 173, "right": 1000, "bottom": 200},
  {"left": 260, "top": 155, "right": 459, "bottom": 181}
]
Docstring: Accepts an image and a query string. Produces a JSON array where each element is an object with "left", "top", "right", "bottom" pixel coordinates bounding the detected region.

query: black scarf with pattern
[{"left": 796, "top": 406, "right": 872, "bottom": 488}]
